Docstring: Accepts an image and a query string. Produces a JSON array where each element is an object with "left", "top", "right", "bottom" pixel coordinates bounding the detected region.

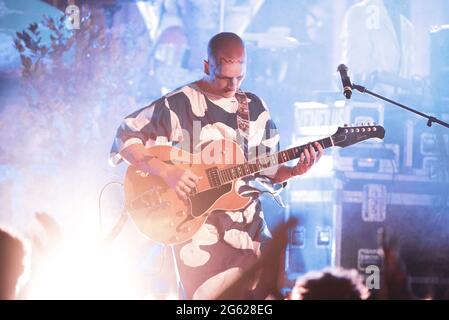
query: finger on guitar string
[
  {"left": 181, "top": 176, "right": 197, "bottom": 189},
  {"left": 181, "top": 183, "right": 192, "bottom": 194},
  {"left": 175, "top": 185, "right": 188, "bottom": 199},
  {"left": 308, "top": 144, "right": 316, "bottom": 164},
  {"left": 185, "top": 169, "right": 201, "bottom": 183},
  {"left": 299, "top": 151, "right": 305, "bottom": 164},
  {"left": 314, "top": 142, "right": 324, "bottom": 162},
  {"left": 303, "top": 147, "right": 311, "bottom": 165}
]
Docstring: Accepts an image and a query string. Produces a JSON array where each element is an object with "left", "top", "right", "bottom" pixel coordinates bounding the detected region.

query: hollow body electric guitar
[{"left": 124, "top": 125, "right": 385, "bottom": 245}]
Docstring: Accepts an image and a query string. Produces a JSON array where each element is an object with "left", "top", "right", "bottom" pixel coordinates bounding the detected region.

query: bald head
[
  {"left": 200, "top": 32, "right": 246, "bottom": 98},
  {"left": 207, "top": 32, "right": 245, "bottom": 66}
]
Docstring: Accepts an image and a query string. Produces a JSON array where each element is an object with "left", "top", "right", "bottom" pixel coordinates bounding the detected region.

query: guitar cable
[
  {"left": 98, "top": 181, "right": 127, "bottom": 243},
  {"left": 98, "top": 181, "right": 168, "bottom": 277}
]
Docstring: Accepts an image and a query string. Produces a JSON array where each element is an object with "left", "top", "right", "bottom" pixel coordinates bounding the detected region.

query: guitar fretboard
[{"left": 216, "top": 137, "right": 333, "bottom": 185}]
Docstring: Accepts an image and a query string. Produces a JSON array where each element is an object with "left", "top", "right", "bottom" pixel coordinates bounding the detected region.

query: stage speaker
[
  {"left": 283, "top": 176, "right": 337, "bottom": 287},
  {"left": 335, "top": 171, "right": 449, "bottom": 298}
]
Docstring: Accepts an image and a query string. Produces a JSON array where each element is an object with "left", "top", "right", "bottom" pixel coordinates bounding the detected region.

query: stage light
[{"left": 25, "top": 245, "right": 141, "bottom": 299}]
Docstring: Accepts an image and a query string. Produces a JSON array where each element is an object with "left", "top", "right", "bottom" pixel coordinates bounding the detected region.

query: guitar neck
[{"left": 217, "top": 136, "right": 334, "bottom": 184}]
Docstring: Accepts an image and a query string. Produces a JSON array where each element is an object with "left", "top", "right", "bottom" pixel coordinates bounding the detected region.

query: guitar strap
[
  {"left": 235, "top": 89, "right": 250, "bottom": 158},
  {"left": 235, "top": 89, "right": 286, "bottom": 207}
]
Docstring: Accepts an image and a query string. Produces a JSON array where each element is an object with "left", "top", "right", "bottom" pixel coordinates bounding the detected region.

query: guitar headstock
[{"left": 331, "top": 124, "right": 385, "bottom": 148}]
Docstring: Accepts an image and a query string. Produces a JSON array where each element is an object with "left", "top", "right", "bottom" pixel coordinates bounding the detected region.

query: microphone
[{"left": 337, "top": 64, "right": 353, "bottom": 99}]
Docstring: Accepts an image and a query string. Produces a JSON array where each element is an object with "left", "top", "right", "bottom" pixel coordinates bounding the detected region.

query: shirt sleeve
[{"left": 109, "top": 96, "right": 183, "bottom": 166}]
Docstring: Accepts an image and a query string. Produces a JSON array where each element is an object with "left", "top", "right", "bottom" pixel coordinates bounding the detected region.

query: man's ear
[{"left": 203, "top": 59, "right": 210, "bottom": 75}]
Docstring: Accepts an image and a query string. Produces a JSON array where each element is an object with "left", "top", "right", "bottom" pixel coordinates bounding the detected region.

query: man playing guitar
[{"left": 110, "top": 32, "right": 324, "bottom": 299}]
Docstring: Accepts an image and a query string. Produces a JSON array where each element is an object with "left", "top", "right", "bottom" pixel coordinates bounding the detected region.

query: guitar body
[
  {"left": 123, "top": 124, "right": 385, "bottom": 245},
  {"left": 124, "top": 139, "right": 252, "bottom": 245}
]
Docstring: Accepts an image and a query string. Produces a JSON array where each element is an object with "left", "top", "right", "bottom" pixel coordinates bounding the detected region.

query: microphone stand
[{"left": 352, "top": 83, "right": 449, "bottom": 130}]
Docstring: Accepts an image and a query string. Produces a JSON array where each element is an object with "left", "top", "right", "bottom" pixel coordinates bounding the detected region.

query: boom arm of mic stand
[{"left": 352, "top": 83, "right": 449, "bottom": 130}]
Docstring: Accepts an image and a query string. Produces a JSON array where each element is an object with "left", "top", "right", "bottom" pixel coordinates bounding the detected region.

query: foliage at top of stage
[{"left": 11, "top": 9, "right": 160, "bottom": 170}]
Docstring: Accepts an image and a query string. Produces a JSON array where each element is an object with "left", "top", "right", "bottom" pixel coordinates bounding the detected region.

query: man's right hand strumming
[
  {"left": 120, "top": 144, "right": 200, "bottom": 200},
  {"left": 161, "top": 166, "right": 201, "bottom": 199}
]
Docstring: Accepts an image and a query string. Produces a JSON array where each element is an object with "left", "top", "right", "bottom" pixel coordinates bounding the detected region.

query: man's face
[{"left": 207, "top": 52, "right": 246, "bottom": 98}]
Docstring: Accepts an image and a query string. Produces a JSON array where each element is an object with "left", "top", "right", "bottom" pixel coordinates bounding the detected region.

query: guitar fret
[
  {"left": 282, "top": 151, "right": 288, "bottom": 162},
  {"left": 288, "top": 149, "right": 294, "bottom": 160}
]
